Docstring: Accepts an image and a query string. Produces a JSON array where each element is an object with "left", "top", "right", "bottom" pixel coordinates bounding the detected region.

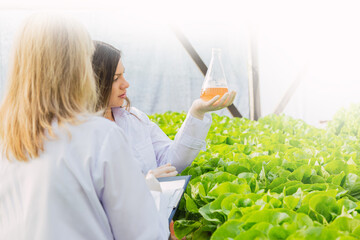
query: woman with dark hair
[{"left": 92, "top": 41, "right": 236, "bottom": 178}]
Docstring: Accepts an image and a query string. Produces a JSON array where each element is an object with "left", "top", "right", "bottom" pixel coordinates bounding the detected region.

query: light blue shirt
[
  {"left": 112, "top": 107, "right": 212, "bottom": 174},
  {"left": 0, "top": 116, "right": 169, "bottom": 240}
]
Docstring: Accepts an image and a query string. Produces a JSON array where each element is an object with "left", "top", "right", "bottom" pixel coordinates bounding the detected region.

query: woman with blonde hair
[{"left": 0, "top": 14, "right": 169, "bottom": 239}]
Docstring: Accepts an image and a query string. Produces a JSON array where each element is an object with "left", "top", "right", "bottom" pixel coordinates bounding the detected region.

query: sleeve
[
  {"left": 95, "top": 126, "right": 169, "bottom": 240},
  {"left": 148, "top": 111, "right": 212, "bottom": 173}
]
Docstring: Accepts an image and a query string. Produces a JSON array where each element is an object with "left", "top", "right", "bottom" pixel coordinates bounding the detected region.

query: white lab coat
[
  {"left": 111, "top": 107, "right": 212, "bottom": 174},
  {"left": 0, "top": 115, "right": 169, "bottom": 240}
]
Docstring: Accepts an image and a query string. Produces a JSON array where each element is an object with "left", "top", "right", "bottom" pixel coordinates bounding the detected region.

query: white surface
[
  {"left": 0, "top": 115, "right": 169, "bottom": 240},
  {"left": 0, "top": 8, "right": 249, "bottom": 118},
  {"left": 1, "top": 2, "right": 360, "bottom": 125},
  {"left": 160, "top": 179, "right": 185, "bottom": 218},
  {"left": 150, "top": 178, "right": 184, "bottom": 220},
  {"left": 112, "top": 107, "right": 212, "bottom": 173}
]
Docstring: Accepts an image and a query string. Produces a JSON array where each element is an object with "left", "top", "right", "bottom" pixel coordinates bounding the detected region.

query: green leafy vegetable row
[
  {"left": 149, "top": 110, "right": 360, "bottom": 240},
  {"left": 328, "top": 103, "right": 360, "bottom": 137}
]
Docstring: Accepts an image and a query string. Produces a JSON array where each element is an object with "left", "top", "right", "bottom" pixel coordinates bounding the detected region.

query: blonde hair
[{"left": 0, "top": 13, "right": 97, "bottom": 161}]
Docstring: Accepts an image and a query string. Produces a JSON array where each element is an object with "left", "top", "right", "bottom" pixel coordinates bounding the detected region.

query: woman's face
[{"left": 108, "top": 59, "right": 129, "bottom": 107}]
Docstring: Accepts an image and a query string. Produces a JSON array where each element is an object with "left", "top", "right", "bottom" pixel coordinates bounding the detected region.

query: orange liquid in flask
[{"left": 200, "top": 87, "right": 228, "bottom": 101}]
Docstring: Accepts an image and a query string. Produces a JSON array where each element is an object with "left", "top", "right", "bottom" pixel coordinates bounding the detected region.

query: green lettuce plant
[{"left": 149, "top": 110, "right": 360, "bottom": 239}]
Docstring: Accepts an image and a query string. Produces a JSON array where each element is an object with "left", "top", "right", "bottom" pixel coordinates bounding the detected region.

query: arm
[
  {"left": 149, "top": 111, "right": 212, "bottom": 173},
  {"left": 95, "top": 127, "right": 169, "bottom": 240},
  {"left": 150, "top": 91, "right": 236, "bottom": 172}
]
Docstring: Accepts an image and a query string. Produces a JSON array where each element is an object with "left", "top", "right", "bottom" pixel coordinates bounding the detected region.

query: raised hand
[{"left": 190, "top": 91, "right": 236, "bottom": 120}]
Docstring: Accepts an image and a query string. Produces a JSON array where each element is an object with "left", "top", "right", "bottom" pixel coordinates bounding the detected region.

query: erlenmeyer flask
[{"left": 200, "top": 48, "right": 228, "bottom": 101}]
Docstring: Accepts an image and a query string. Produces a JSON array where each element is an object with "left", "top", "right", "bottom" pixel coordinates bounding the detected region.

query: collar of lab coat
[{"left": 111, "top": 106, "right": 129, "bottom": 120}]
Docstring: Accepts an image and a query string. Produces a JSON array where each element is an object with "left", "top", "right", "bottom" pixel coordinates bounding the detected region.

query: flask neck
[
  {"left": 210, "top": 48, "right": 223, "bottom": 67},
  {"left": 202, "top": 48, "right": 228, "bottom": 89}
]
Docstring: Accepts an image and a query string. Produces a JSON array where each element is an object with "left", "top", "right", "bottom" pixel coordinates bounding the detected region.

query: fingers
[
  {"left": 214, "top": 91, "right": 236, "bottom": 107},
  {"left": 158, "top": 170, "right": 178, "bottom": 178},
  {"left": 151, "top": 165, "right": 178, "bottom": 178},
  {"left": 206, "top": 95, "right": 221, "bottom": 106},
  {"left": 212, "top": 92, "right": 229, "bottom": 108},
  {"left": 193, "top": 91, "right": 236, "bottom": 114},
  {"left": 224, "top": 91, "right": 236, "bottom": 107},
  {"left": 207, "top": 91, "right": 237, "bottom": 111},
  {"left": 158, "top": 163, "right": 171, "bottom": 169},
  {"left": 158, "top": 166, "right": 177, "bottom": 174}
]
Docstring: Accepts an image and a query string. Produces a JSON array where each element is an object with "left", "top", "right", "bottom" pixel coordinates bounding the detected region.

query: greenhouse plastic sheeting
[{"left": 0, "top": 10, "right": 249, "bottom": 118}]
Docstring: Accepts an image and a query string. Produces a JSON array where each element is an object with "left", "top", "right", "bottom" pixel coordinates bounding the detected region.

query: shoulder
[
  {"left": 86, "top": 115, "right": 119, "bottom": 128},
  {"left": 129, "top": 107, "right": 150, "bottom": 122},
  {"left": 45, "top": 114, "right": 127, "bottom": 162},
  {"left": 64, "top": 115, "right": 125, "bottom": 143},
  {"left": 129, "top": 107, "right": 146, "bottom": 117},
  {"left": 79, "top": 115, "right": 120, "bottom": 132}
]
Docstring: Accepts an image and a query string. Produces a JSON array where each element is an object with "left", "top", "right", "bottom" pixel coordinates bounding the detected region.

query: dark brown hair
[{"left": 92, "top": 41, "right": 130, "bottom": 112}]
